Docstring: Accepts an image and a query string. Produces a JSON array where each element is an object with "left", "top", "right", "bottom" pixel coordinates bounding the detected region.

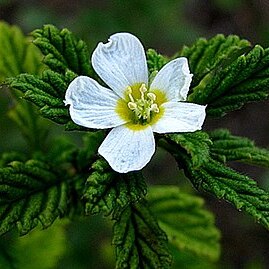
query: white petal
[
  {"left": 98, "top": 125, "right": 155, "bottom": 173},
  {"left": 92, "top": 33, "right": 148, "bottom": 98},
  {"left": 150, "top": 57, "right": 193, "bottom": 101},
  {"left": 65, "top": 76, "right": 127, "bottom": 129},
  {"left": 152, "top": 102, "right": 206, "bottom": 133}
]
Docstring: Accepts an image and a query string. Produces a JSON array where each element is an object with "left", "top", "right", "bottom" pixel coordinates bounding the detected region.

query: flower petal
[
  {"left": 65, "top": 76, "right": 127, "bottom": 129},
  {"left": 98, "top": 125, "right": 155, "bottom": 173},
  {"left": 92, "top": 33, "right": 148, "bottom": 98},
  {"left": 152, "top": 101, "right": 206, "bottom": 133},
  {"left": 150, "top": 57, "right": 193, "bottom": 101}
]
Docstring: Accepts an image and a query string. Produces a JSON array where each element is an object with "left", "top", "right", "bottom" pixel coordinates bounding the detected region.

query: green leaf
[
  {"left": 113, "top": 200, "right": 172, "bottom": 269},
  {"left": 163, "top": 131, "right": 211, "bottom": 168},
  {"left": 84, "top": 159, "right": 147, "bottom": 219},
  {"left": 0, "top": 160, "right": 77, "bottom": 235},
  {"left": 148, "top": 186, "right": 221, "bottom": 261},
  {"left": 0, "top": 221, "right": 67, "bottom": 269},
  {"left": 147, "top": 48, "right": 168, "bottom": 74},
  {"left": 32, "top": 24, "right": 92, "bottom": 76},
  {"left": 174, "top": 152, "right": 269, "bottom": 230},
  {"left": 209, "top": 129, "right": 269, "bottom": 167},
  {"left": 180, "top": 35, "right": 269, "bottom": 116},
  {"left": 8, "top": 24, "right": 94, "bottom": 130},
  {"left": 0, "top": 21, "right": 43, "bottom": 81},
  {"left": 9, "top": 70, "right": 84, "bottom": 129}
]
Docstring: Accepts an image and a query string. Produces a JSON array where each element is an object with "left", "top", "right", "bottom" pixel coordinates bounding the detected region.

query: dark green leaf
[
  {"left": 113, "top": 200, "right": 172, "bottom": 269},
  {"left": 180, "top": 35, "right": 269, "bottom": 116},
  {"left": 84, "top": 159, "right": 147, "bottom": 220},
  {"left": 209, "top": 129, "right": 269, "bottom": 167},
  {"left": 164, "top": 131, "right": 211, "bottom": 168},
  {"left": 148, "top": 186, "right": 221, "bottom": 261},
  {"left": 32, "top": 24, "right": 92, "bottom": 76},
  {"left": 174, "top": 152, "right": 269, "bottom": 230},
  {"left": 0, "top": 160, "right": 78, "bottom": 235}
]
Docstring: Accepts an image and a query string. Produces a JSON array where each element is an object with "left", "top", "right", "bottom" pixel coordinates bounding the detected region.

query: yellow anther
[
  {"left": 139, "top": 83, "right": 147, "bottom": 93},
  {"left": 128, "top": 102, "right": 137, "bottom": 110},
  {"left": 147, "top": 92, "right": 156, "bottom": 101},
  {"left": 150, "top": 103, "right": 159, "bottom": 113}
]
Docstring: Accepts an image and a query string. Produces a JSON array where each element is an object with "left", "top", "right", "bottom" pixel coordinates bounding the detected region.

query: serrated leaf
[
  {"left": 113, "top": 200, "right": 172, "bottom": 269},
  {"left": 84, "top": 159, "right": 147, "bottom": 220},
  {"left": 180, "top": 34, "right": 269, "bottom": 116},
  {"left": 148, "top": 186, "right": 221, "bottom": 261},
  {"left": 9, "top": 70, "right": 82, "bottom": 129},
  {"left": 209, "top": 129, "right": 269, "bottom": 167},
  {"left": 164, "top": 131, "right": 211, "bottom": 168},
  {"left": 146, "top": 48, "right": 169, "bottom": 74},
  {"left": 174, "top": 152, "right": 269, "bottom": 230},
  {"left": 32, "top": 24, "right": 92, "bottom": 76},
  {"left": 0, "top": 21, "right": 43, "bottom": 81},
  {"left": 0, "top": 160, "right": 76, "bottom": 235}
]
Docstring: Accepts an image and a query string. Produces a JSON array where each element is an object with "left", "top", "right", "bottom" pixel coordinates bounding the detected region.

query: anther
[
  {"left": 147, "top": 92, "right": 156, "bottom": 101},
  {"left": 150, "top": 103, "right": 159, "bottom": 113},
  {"left": 139, "top": 83, "right": 147, "bottom": 93},
  {"left": 128, "top": 102, "right": 138, "bottom": 110}
]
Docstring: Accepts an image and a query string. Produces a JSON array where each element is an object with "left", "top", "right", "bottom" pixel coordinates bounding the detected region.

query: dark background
[{"left": 0, "top": 0, "right": 269, "bottom": 268}]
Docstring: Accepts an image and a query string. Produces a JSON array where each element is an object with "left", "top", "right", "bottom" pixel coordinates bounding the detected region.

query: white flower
[{"left": 64, "top": 33, "right": 206, "bottom": 173}]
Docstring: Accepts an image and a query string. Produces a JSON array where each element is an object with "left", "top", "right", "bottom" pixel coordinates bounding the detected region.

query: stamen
[
  {"left": 150, "top": 103, "right": 159, "bottom": 113},
  {"left": 128, "top": 102, "right": 137, "bottom": 110},
  {"left": 126, "top": 84, "right": 160, "bottom": 124},
  {"left": 147, "top": 92, "right": 156, "bottom": 101},
  {"left": 127, "top": 86, "right": 135, "bottom": 102}
]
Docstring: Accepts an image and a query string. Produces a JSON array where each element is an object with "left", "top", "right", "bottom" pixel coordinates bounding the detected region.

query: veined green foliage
[
  {"left": 148, "top": 186, "right": 221, "bottom": 262},
  {"left": 84, "top": 159, "right": 147, "bottom": 220},
  {"left": 9, "top": 70, "right": 85, "bottom": 130},
  {"left": 180, "top": 34, "right": 269, "bottom": 117},
  {"left": 9, "top": 25, "right": 93, "bottom": 130},
  {"left": 32, "top": 24, "right": 92, "bottom": 76},
  {"left": 209, "top": 129, "right": 269, "bottom": 167},
  {"left": 166, "top": 131, "right": 211, "bottom": 168},
  {"left": 147, "top": 48, "right": 168, "bottom": 74},
  {"left": 0, "top": 159, "right": 77, "bottom": 236},
  {"left": 113, "top": 200, "right": 172, "bottom": 269},
  {"left": 175, "top": 152, "right": 269, "bottom": 229},
  {"left": 0, "top": 21, "right": 43, "bottom": 81}
]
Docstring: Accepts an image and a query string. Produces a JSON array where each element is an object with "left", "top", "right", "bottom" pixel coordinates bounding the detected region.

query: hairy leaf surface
[
  {"left": 209, "top": 129, "right": 269, "bottom": 167},
  {"left": 174, "top": 152, "right": 269, "bottom": 229},
  {"left": 113, "top": 200, "right": 172, "bottom": 269},
  {"left": 180, "top": 34, "right": 269, "bottom": 116},
  {"left": 84, "top": 159, "right": 147, "bottom": 219},
  {"left": 0, "top": 160, "right": 76, "bottom": 235}
]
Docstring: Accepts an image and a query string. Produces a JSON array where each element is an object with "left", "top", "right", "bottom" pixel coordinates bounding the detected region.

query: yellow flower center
[{"left": 116, "top": 83, "right": 167, "bottom": 130}]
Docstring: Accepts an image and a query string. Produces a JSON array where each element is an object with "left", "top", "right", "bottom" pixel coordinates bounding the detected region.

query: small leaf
[
  {"left": 165, "top": 131, "right": 211, "bottom": 168},
  {"left": 174, "top": 152, "right": 269, "bottom": 230},
  {"left": 84, "top": 159, "right": 147, "bottom": 220},
  {"left": 148, "top": 186, "right": 221, "bottom": 261},
  {"left": 146, "top": 48, "right": 168, "bottom": 74},
  {"left": 209, "top": 129, "right": 269, "bottom": 167},
  {"left": 32, "top": 24, "right": 92, "bottom": 76},
  {"left": 113, "top": 200, "right": 172, "bottom": 269},
  {"left": 0, "top": 160, "right": 77, "bottom": 235}
]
